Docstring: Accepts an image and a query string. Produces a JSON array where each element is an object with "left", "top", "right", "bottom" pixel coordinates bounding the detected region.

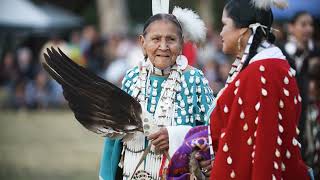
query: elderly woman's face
[
  {"left": 220, "top": 9, "right": 245, "bottom": 56},
  {"left": 141, "top": 20, "right": 182, "bottom": 70}
]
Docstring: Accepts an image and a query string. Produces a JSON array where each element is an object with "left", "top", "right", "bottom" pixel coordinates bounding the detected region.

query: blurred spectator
[
  {"left": 86, "top": 38, "right": 107, "bottom": 75},
  {"left": 0, "top": 51, "right": 18, "bottom": 108},
  {"left": 11, "top": 78, "right": 27, "bottom": 109},
  {"left": 102, "top": 35, "right": 143, "bottom": 86},
  {"left": 102, "top": 36, "right": 131, "bottom": 86},
  {"left": 0, "top": 51, "right": 19, "bottom": 87},
  {"left": 281, "top": 12, "right": 319, "bottom": 154},
  {"left": 25, "top": 70, "right": 64, "bottom": 109},
  {"left": 66, "top": 30, "right": 86, "bottom": 67},
  {"left": 125, "top": 36, "right": 145, "bottom": 68},
  {"left": 304, "top": 50, "right": 320, "bottom": 179},
  {"left": 80, "top": 25, "right": 99, "bottom": 59},
  {"left": 17, "top": 47, "right": 37, "bottom": 80},
  {"left": 197, "top": 29, "right": 231, "bottom": 95},
  {"left": 285, "top": 11, "right": 316, "bottom": 72}
]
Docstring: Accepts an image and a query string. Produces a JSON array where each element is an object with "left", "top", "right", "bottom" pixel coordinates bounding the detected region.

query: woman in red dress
[
  {"left": 167, "top": 0, "right": 313, "bottom": 179},
  {"left": 207, "top": 0, "right": 311, "bottom": 179}
]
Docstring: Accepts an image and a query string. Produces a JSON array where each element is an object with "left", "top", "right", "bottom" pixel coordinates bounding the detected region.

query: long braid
[
  {"left": 242, "top": 26, "right": 277, "bottom": 70},
  {"left": 242, "top": 27, "right": 265, "bottom": 70}
]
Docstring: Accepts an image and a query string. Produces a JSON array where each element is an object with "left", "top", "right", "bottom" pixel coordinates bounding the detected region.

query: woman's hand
[
  {"left": 195, "top": 152, "right": 212, "bottom": 177},
  {"left": 148, "top": 127, "right": 169, "bottom": 152}
]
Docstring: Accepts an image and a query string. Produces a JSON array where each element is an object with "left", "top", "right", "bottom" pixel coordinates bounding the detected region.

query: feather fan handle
[
  {"left": 172, "top": 6, "right": 206, "bottom": 44},
  {"left": 251, "top": 0, "right": 288, "bottom": 10},
  {"left": 152, "top": 0, "right": 169, "bottom": 15}
]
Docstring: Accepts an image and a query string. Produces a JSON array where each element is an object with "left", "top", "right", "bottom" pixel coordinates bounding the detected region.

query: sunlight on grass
[{"left": 0, "top": 110, "right": 104, "bottom": 180}]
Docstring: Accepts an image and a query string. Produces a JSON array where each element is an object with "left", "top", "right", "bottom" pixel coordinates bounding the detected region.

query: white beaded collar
[{"left": 153, "top": 66, "right": 172, "bottom": 76}]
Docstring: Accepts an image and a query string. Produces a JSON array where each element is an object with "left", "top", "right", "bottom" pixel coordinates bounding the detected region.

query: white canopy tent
[
  {"left": 0, "top": 0, "right": 83, "bottom": 29},
  {"left": 0, "top": 0, "right": 83, "bottom": 60},
  {"left": 0, "top": 0, "right": 50, "bottom": 28}
]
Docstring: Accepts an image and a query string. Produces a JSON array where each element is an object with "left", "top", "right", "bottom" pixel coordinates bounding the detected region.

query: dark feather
[{"left": 42, "top": 47, "right": 143, "bottom": 138}]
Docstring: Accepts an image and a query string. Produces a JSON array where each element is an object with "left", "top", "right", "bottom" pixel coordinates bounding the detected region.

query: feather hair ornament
[
  {"left": 152, "top": 0, "right": 169, "bottom": 15},
  {"left": 172, "top": 6, "right": 207, "bottom": 45},
  {"left": 251, "top": 0, "right": 288, "bottom": 10}
]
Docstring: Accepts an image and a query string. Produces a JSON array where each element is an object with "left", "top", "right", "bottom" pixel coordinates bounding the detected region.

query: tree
[{"left": 96, "top": 0, "right": 129, "bottom": 36}]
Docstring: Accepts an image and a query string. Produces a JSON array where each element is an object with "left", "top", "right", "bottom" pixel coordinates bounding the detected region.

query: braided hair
[{"left": 224, "top": 0, "right": 276, "bottom": 69}]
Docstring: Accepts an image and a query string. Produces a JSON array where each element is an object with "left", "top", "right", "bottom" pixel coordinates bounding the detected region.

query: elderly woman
[
  {"left": 168, "top": 0, "right": 312, "bottom": 179},
  {"left": 99, "top": 5, "right": 215, "bottom": 180}
]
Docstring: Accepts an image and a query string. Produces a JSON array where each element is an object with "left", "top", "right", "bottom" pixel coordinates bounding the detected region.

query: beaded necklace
[{"left": 131, "top": 56, "right": 188, "bottom": 127}]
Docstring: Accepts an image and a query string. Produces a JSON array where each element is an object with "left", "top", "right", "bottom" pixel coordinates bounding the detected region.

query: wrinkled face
[
  {"left": 140, "top": 20, "right": 182, "bottom": 70},
  {"left": 220, "top": 9, "right": 244, "bottom": 56},
  {"left": 291, "top": 14, "right": 314, "bottom": 44}
]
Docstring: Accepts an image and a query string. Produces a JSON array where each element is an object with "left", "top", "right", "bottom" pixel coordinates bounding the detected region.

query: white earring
[{"left": 176, "top": 55, "right": 188, "bottom": 70}]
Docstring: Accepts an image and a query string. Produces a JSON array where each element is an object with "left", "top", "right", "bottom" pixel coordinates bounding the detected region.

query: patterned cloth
[
  {"left": 167, "top": 47, "right": 311, "bottom": 180},
  {"left": 167, "top": 125, "right": 210, "bottom": 179},
  {"left": 209, "top": 50, "right": 310, "bottom": 179}
]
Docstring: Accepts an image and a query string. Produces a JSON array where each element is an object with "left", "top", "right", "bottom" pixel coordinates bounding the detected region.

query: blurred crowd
[{"left": 0, "top": 11, "right": 320, "bottom": 178}]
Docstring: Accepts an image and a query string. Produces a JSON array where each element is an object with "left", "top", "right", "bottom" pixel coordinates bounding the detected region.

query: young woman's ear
[
  {"left": 139, "top": 35, "right": 147, "bottom": 56},
  {"left": 239, "top": 27, "right": 249, "bottom": 36}
]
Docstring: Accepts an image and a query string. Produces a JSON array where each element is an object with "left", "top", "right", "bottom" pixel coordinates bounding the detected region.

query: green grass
[{"left": 0, "top": 110, "right": 104, "bottom": 180}]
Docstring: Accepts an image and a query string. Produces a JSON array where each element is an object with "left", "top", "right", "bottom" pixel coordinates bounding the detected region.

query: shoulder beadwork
[{"left": 121, "top": 66, "right": 139, "bottom": 92}]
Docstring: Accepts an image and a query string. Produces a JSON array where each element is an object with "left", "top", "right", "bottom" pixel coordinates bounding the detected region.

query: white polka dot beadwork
[
  {"left": 286, "top": 150, "right": 291, "bottom": 159},
  {"left": 296, "top": 127, "right": 300, "bottom": 135},
  {"left": 277, "top": 136, "right": 282, "bottom": 146},
  {"left": 292, "top": 138, "right": 298, "bottom": 146},
  {"left": 261, "top": 76, "right": 266, "bottom": 84},
  {"left": 279, "top": 124, "right": 284, "bottom": 133},
  {"left": 283, "top": 88, "right": 290, "bottom": 97},
  {"left": 259, "top": 65, "right": 265, "bottom": 72},
  {"left": 261, "top": 88, "right": 268, "bottom": 96},
  {"left": 255, "top": 102, "right": 260, "bottom": 111},
  {"left": 281, "top": 163, "right": 286, "bottom": 171},
  {"left": 234, "top": 88, "right": 238, "bottom": 95},
  {"left": 274, "top": 161, "right": 279, "bottom": 170},
  {"left": 224, "top": 105, "right": 229, "bottom": 113},
  {"left": 272, "top": 174, "right": 276, "bottom": 180},
  {"left": 240, "top": 111, "right": 245, "bottom": 119},
  {"left": 275, "top": 149, "right": 280, "bottom": 157},
  {"left": 279, "top": 100, "right": 284, "bottom": 108},
  {"left": 235, "top": 80, "right": 240, "bottom": 87},
  {"left": 278, "top": 112, "right": 283, "bottom": 120},
  {"left": 247, "top": 137, "right": 253, "bottom": 145},
  {"left": 283, "top": 76, "right": 289, "bottom": 84},
  {"left": 243, "top": 123, "right": 248, "bottom": 131},
  {"left": 298, "top": 95, "right": 302, "bottom": 102},
  {"left": 230, "top": 170, "right": 236, "bottom": 178},
  {"left": 223, "top": 144, "right": 229, "bottom": 152},
  {"left": 227, "top": 156, "right": 233, "bottom": 165},
  {"left": 221, "top": 132, "right": 226, "bottom": 138},
  {"left": 238, "top": 97, "right": 243, "bottom": 105}
]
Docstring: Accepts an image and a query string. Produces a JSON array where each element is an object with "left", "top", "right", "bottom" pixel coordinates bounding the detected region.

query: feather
[
  {"left": 251, "top": 0, "right": 288, "bottom": 10},
  {"left": 152, "top": 0, "right": 169, "bottom": 15},
  {"left": 42, "top": 47, "right": 144, "bottom": 140},
  {"left": 272, "top": 0, "right": 289, "bottom": 9},
  {"left": 161, "top": 0, "right": 169, "bottom": 15},
  {"left": 189, "top": 151, "right": 203, "bottom": 179},
  {"left": 172, "top": 6, "right": 206, "bottom": 45}
]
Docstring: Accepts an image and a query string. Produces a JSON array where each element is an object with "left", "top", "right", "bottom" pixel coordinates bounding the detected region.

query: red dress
[{"left": 209, "top": 58, "right": 310, "bottom": 180}]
